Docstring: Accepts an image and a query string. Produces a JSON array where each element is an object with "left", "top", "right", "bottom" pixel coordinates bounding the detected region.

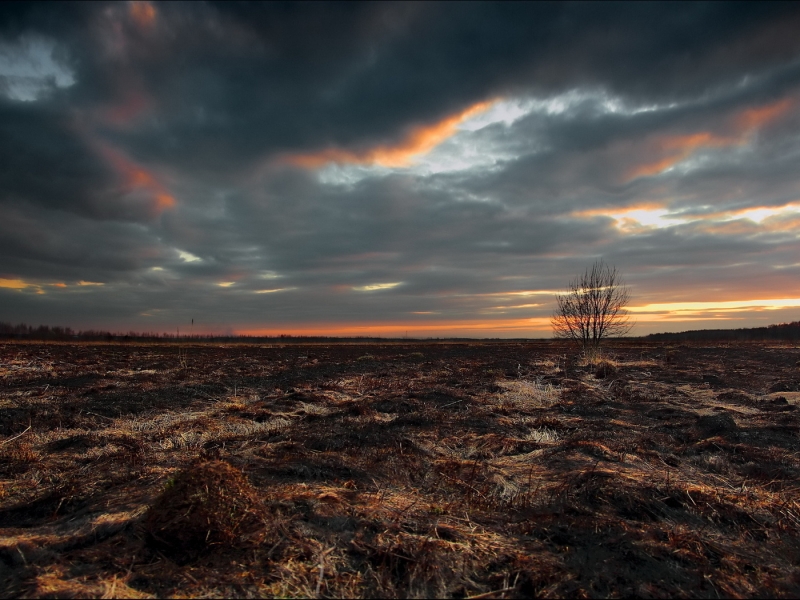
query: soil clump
[{"left": 143, "top": 460, "right": 270, "bottom": 564}]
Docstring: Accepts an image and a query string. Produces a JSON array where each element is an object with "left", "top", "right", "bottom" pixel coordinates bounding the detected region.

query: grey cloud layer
[{"left": 2, "top": 2, "right": 800, "bottom": 333}]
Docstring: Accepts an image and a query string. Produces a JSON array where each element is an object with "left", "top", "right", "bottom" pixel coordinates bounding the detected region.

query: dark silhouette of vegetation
[
  {"left": 647, "top": 321, "right": 800, "bottom": 342},
  {"left": 0, "top": 321, "right": 521, "bottom": 343},
  {"left": 4, "top": 318, "right": 800, "bottom": 344},
  {"left": 551, "top": 260, "right": 632, "bottom": 355}
]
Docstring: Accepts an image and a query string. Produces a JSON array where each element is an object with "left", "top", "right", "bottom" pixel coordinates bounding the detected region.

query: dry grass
[
  {"left": 495, "top": 379, "right": 561, "bottom": 409},
  {"left": 1, "top": 340, "right": 800, "bottom": 597}
]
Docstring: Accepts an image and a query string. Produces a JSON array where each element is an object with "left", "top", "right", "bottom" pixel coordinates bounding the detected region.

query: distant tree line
[
  {"left": 646, "top": 321, "right": 800, "bottom": 342},
  {"left": 0, "top": 322, "right": 311, "bottom": 342},
  {"left": 0, "top": 322, "right": 502, "bottom": 343},
  {"left": 7, "top": 318, "right": 798, "bottom": 343},
  {"left": 0, "top": 322, "right": 172, "bottom": 341}
]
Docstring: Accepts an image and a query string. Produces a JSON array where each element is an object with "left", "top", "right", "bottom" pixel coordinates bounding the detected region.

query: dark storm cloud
[
  {"left": 5, "top": 2, "right": 794, "bottom": 171},
  {"left": 3, "top": 2, "right": 798, "bottom": 170},
  {"left": 0, "top": 102, "right": 146, "bottom": 220},
  {"left": 2, "top": 2, "right": 800, "bottom": 333},
  {"left": 231, "top": 166, "right": 607, "bottom": 285},
  {"left": 0, "top": 199, "right": 170, "bottom": 281}
]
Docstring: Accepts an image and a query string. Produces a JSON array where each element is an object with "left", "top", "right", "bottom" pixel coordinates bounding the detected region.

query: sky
[{"left": 2, "top": 1, "right": 800, "bottom": 337}]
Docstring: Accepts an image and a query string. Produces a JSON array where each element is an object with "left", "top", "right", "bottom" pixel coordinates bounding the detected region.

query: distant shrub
[
  {"left": 551, "top": 260, "right": 633, "bottom": 353},
  {"left": 594, "top": 361, "right": 617, "bottom": 379},
  {"left": 697, "top": 413, "right": 737, "bottom": 437}
]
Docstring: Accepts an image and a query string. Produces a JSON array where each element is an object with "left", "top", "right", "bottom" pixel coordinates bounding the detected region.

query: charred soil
[{"left": 1, "top": 340, "right": 799, "bottom": 598}]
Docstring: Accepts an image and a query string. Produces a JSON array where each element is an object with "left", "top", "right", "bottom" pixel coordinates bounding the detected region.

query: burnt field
[{"left": 1, "top": 340, "right": 799, "bottom": 598}]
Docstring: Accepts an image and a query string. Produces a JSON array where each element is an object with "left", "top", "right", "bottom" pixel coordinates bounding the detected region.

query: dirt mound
[
  {"left": 759, "top": 396, "right": 797, "bottom": 412},
  {"left": 697, "top": 412, "right": 738, "bottom": 436},
  {"left": 594, "top": 361, "right": 617, "bottom": 379},
  {"left": 702, "top": 373, "right": 724, "bottom": 386},
  {"left": 768, "top": 380, "right": 800, "bottom": 393},
  {"left": 143, "top": 460, "right": 270, "bottom": 563},
  {"left": 716, "top": 390, "right": 753, "bottom": 403}
]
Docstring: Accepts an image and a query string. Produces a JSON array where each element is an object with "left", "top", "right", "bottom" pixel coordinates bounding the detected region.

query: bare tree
[{"left": 551, "top": 260, "right": 633, "bottom": 355}]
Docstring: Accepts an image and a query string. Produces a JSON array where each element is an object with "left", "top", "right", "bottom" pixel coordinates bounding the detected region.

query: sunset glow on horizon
[{"left": 235, "top": 317, "right": 555, "bottom": 339}]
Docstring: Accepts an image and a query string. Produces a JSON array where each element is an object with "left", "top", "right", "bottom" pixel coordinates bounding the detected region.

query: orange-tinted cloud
[
  {"left": 465, "top": 289, "right": 561, "bottom": 298},
  {"left": 627, "top": 132, "right": 733, "bottom": 180},
  {"left": 629, "top": 298, "right": 800, "bottom": 319},
  {"left": 285, "top": 100, "right": 495, "bottom": 169},
  {"left": 691, "top": 212, "right": 800, "bottom": 236},
  {"left": 101, "top": 88, "right": 151, "bottom": 127},
  {"left": 681, "top": 200, "right": 800, "bottom": 232},
  {"left": 0, "top": 278, "right": 32, "bottom": 290},
  {"left": 129, "top": 1, "right": 157, "bottom": 28},
  {"left": 92, "top": 139, "right": 176, "bottom": 213},
  {"left": 572, "top": 201, "right": 664, "bottom": 219},
  {"left": 627, "top": 97, "right": 795, "bottom": 180},
  {"left": 0, "top": 278, "right": 110, "bottom": 292},
  {"left": 572, "top": 199, "right": 800, "bottom": 234},
  {"left": 0, "top": 278, "right": 50, "bottom": 294},
  {"left": 734, "top": 97, "right": 793, "bottom": 130}
]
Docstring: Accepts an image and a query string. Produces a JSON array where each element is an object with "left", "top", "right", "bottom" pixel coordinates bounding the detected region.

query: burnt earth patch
[{"left": 1, "top": 340, "right": 799, "bottom": 598}]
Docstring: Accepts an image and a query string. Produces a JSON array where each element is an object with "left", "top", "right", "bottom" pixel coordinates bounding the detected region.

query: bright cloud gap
[
  {"left": 574, "top": 203, "right": 800, "bottom": 232},
  {"left": 0, "top": 35, "right": 75, "bottom": 102},
  {"left": 353, "top": 282, "right": 403, "bottom": 292},
  {"left": 314, "top": 88, "right": 687, "bottom": 185}
]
